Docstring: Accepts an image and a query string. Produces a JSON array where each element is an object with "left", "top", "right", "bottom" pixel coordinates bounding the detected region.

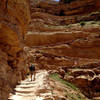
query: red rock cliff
[
  {"left": 59, "top": 0, "right": 100, "bottom": 16},
  {"left": 36, "top": 0, "right": 100, "bottom": 16},
  {"left": 0, "top": 0, "right": 30, "bottom": 99}
]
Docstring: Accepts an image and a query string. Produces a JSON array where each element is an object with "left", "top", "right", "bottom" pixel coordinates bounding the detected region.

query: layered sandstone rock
[
  {"left": 28, "top": 0, "right": 100, "bottom": 29},
  {"left": 0, "top": 0, "right": 30, "bottom": 100},
  {"left": 64, "top": 67, "right": 100, "bottom": 98},
  {"left": 27, "top": 47, "right": 100, "bottom": 98},
  {"left": 25, "top": 25, "right": 100, "bottom": 59},
  {"left": 25, "top": 23, "right": 100, "bottom": 99},
  {"left": 25, "top": 0, "right": 100, "bottom": 99},
  {"left": 59, "top": 0, "right": 100, "bottom": 16},
  {"left": 36, "top": 0, "right": 100, "bottom": 16}
]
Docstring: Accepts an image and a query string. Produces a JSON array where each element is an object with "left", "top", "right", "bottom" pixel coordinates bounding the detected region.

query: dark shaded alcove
[{"left": 59, "top": 9, "right": 65, "bottom": 16}]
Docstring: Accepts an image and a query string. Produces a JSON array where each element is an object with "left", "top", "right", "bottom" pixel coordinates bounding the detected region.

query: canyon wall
[
  {"left": 59, "top": 0, "right": 100, "bottom": 16},
  {"left": 28, "top": 0, "right": 100, "bottom": 32},
  {"left": 25, "top": 26, "right": 100, "bottom": 59},
  {"left": 36, "top": 0, "right": 100, "bottom": 16},
  {"left": 25, "top": 0, "right": 100, "bottom": 98},
  {"left": 0, "top": 0, "right": 30, "bottom": 99}
]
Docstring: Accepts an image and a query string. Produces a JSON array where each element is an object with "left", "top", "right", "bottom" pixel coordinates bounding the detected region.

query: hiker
[{"left": 29, "top": 64, "right": 36, "bottom": 81}]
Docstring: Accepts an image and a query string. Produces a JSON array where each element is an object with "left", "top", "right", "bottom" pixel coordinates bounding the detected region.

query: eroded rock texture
[
  {"left": 24, "top": 0, "right": 100, "bottom": 99},
  {"left": 0, "top": 0, "right": 30, "bottom": 99},
  {"left": 63, "top": 65, "right": 100, "bottom": 98},
  {"left": 28, "top": 0, "right": 100, "bottom": 32},
  {"left": 26, "top": 47, "right": 100, "bottom": 99},
  {"left": 36, "top": 0, "right": 100, "bottom": 16},
  {"left": 26, "top": 26, "right": 100, "bottom": 59},
  {"left": 25, "top": 1, "right": 100, "bottom": 98}
]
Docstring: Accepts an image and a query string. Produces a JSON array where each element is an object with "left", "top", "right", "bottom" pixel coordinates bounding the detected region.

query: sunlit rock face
[
  {"left": 0, "top": 0, "right": 30, "bottom": 100},
  {"left": 25, "top": 24, "right": 100, "bottom": 99},
  {"left": 28, "top": 0, "right": 100, "bottom": 32},
  {"left": 25, "top": 26, "right": 100, "bottom": 59}
]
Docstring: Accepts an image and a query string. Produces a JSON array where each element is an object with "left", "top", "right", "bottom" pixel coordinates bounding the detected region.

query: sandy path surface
[{"left": 8, "top": 70, "right": 53, "bottom": 100}]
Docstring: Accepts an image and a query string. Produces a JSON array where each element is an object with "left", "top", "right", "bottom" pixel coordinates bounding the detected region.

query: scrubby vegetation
[
  {"left": 49, "top": 73, "right": 86, "bottom": 100},
  {"left": 60, "top": 0, "right": 75, "bottom": 3},
  {"left": 89, "top": 11, "right": 100, "bottom": 16},
  {"left": 80, "top": 21, "right": 86, "bottom": 26},
  {"left": 49, "top": 73, "right": 78, "bottom": 90},
  {"left": 67, "top": 93, "right": 84, "bottom": 100}
]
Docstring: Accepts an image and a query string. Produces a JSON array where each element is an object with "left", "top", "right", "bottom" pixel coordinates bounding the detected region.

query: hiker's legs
[
  {"left": 33, "top": 71, "right": 36, "bottom": 80},
  {"left": 31, "top": 73, "right": 32, "bottom": 81},
  {"left": 31, "top": 72, "right": 33, "bottom": 81}
]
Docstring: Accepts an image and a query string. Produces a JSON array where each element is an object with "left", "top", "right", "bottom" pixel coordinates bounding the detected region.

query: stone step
[
  {"left": 93, "top": 97, "right": 100, "bottom": 100},
  {"left": 8, "top": 70, "right": 51, "bottom": 100}
]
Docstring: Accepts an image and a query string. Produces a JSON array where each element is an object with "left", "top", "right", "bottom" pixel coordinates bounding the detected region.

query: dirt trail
[
  {"left": 8, "top": 70, "right": 90, "bottom": 100},
  {"left": 8, "top": 70, "right": 54, "bottom": 100}
]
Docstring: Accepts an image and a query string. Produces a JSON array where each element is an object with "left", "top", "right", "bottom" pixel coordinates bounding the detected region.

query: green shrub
[
  {"left": 80, "top": 21, "right": 86, "bottom": 26},
  {"left": 91, "top": 21, "right": 97, "bottom": 24},
  {"left": 89, "top": 11, "right": 100, "bottom": 16},
  {"left": 63, "top": 0, "right": 74, "bottom": 3},
  {"left": 66, "top": 24, "right": 72, "bottom": 28}
]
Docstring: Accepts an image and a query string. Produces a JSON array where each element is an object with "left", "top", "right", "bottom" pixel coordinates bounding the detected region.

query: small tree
[
  {"left": 60, "top": 0, "right": 74, "bottom": 4},
  {"left": 80, "top": 21, "right": 86, "bottom": 27},
  {"left": 60, "top": 0, "right": 75, "bottom": 3}
]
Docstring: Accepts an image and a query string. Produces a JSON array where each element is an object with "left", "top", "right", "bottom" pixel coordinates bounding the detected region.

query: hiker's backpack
[{"left": 29, "top": 64, "right": 35, "bottom": 71}]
